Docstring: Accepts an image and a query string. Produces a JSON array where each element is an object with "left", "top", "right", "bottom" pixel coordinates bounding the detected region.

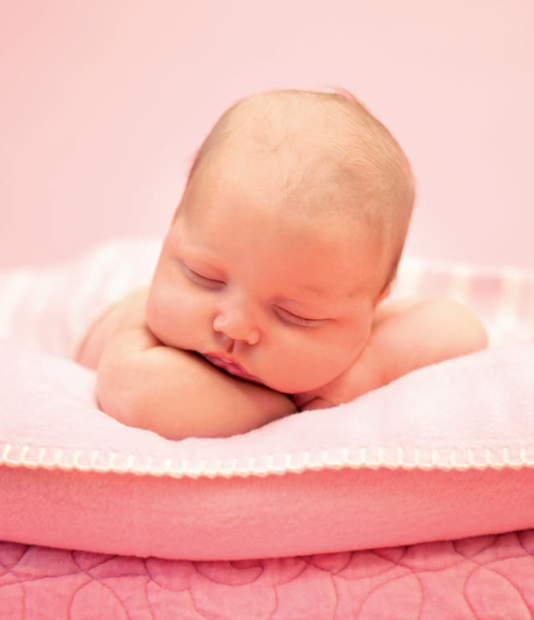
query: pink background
[{"left": 1, "top": 0, "right": 533, "bottom": 269}]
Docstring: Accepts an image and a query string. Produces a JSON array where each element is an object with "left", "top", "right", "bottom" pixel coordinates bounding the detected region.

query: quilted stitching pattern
[{"left": 1, "top": 532, "right": 534, "bottom": 618}]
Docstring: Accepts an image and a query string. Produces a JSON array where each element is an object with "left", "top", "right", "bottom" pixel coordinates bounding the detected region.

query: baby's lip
[{"left": 202, "top": 353, "right": 259, "bottom": 382}]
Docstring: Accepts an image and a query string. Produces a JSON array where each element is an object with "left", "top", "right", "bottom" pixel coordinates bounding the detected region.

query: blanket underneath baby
[
  {"left": 1, "top": 240, "right": 534, "bottom": 618},
  {"left": 1, "top": 333, "right": 534, "bottom": 560}
]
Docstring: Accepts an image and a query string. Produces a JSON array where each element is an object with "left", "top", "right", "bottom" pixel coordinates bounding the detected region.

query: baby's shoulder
[{"left": 370, "top": 296, "right": 487, "bottom": 378}]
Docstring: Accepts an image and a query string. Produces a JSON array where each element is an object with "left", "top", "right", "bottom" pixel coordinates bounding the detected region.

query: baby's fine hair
[
  {"left": 183, "top": 89, "right": 415, "bottom": 277},
  {"left": 187, "top": 88, "right": 413, "bottom": 216}
]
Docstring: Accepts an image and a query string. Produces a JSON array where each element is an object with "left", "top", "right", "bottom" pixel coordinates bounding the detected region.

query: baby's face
[{"left": 146, "top": 156, "right": 391, "bottom": 395}]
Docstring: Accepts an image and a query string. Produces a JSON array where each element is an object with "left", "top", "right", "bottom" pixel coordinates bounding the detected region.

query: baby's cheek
[
  {"left": 145, "top": 283, "right": 173, "bottom": 341},
  {"left": 147, "top": 284, "right": 208, "bottom": 351},
  {"left": 276, "top": 340, "right": 352, "bottom": 393},
  {"left": 312, "top": 327, "right": 370, "bottom": 382}
]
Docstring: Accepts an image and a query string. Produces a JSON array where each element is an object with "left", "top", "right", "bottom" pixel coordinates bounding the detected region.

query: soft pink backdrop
[{"left": 1, "top": 0, "right": 533, "bottom": 269}]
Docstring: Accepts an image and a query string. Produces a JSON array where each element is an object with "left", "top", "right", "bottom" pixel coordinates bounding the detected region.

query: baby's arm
[
  {"left": 77, "top": 291, "right": 296, "bottom": 439},
  {"left": 293, "top": 298, "right": 488, "bottom": 411}
]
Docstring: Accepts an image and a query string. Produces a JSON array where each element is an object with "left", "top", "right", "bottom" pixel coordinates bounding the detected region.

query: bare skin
[
  {"left": 77, "top": 176, "right": 487, "bottom": 439},
  {"left": 77, "top": 289, "right": 487, "bottom": 438},
  {"left": 79, "top": 289, "right": 297, "bottom": 438},
  {"left": 77, "top": 91, "right": 488, "bottom": 439}
]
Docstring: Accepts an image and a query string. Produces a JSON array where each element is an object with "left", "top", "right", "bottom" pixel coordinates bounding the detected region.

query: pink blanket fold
[{"left": 1, "top": 338, "right": 534, "bottom": 561}]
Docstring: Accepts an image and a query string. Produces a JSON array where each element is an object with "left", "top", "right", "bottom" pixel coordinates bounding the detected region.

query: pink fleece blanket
[{"left": 1, "top": 240, "right": 534, "bottom": 617}]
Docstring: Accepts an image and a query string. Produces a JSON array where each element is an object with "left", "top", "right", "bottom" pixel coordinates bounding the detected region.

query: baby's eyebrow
[
  {"left": 290, "top": 284, "right": 326, "bottom": 297},
  {"left": 175, "top": 240, "right": 226, "bottom": 269},
  {"left": 276, "top": 289, "right": 346, "bottom": 314},
  {"left": 276, "top": 282, "right": 333, "bottom": 304},
  {"left": 288, "top": 280, "right": 365, "bottom": 301}
]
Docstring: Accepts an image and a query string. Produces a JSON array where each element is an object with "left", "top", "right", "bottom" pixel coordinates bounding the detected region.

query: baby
[{"left": 77, "top": 89, "right": 488, "bottom": 439}]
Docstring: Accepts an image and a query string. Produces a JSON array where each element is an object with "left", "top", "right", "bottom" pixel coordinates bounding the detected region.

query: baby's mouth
[{"left": 202, "top": 353, "right": 259, "bottom": 383}]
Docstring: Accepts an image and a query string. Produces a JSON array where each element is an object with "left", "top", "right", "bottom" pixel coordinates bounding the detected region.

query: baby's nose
[{"left": 213, "top": 306, "right": 260, "bottom": 346}]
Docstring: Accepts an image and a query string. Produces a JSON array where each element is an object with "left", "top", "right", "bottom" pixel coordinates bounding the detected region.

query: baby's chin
[
  {"left": 201, "top": 359, "right": 297, "bottom": 395},
  {"left": 230, "top": 365, "right": 344, "bottom": 396},
  {"left": 252, "top": 376, "right": 329, "bottom": 398}
]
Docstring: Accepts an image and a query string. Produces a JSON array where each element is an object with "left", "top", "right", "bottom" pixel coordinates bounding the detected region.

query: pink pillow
[{"left": 1, "top": 241, "right": 533, "bottom": 560}]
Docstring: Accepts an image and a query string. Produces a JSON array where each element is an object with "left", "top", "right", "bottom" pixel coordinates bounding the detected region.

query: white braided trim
[{"left": 1, "top": 442, "right": 532, "bottom": 480}]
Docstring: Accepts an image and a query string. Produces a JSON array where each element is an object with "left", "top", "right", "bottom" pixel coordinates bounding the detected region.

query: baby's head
[
  {"left": 186, "top": 89, "right": 414, "bottom": 273},
  {"left": 147, "top": 90, "right": 415, "bottom": 394}
]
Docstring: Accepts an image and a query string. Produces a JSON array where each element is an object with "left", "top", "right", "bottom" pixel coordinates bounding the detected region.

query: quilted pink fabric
[{"left": 2, "top": 532, "right": 534, "bottom": 619}]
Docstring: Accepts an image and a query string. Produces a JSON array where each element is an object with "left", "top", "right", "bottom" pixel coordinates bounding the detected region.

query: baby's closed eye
[
  {"left": 273, "top": 306, "right": 325, "bottom": 327},
  {"left": 182, "top": 263, "right": 226, "bottom": 290}
]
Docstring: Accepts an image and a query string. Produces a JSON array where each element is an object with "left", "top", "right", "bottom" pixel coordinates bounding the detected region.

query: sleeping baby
[{"left": 77, "top": 89, "right": 488, "bottom": 439}]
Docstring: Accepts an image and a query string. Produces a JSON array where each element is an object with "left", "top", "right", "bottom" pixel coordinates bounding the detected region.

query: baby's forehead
[
  {"left": 188, "top": 142, "right": 386, "bottom": 259},
  {"left": 173, "top": 195, "right": 389, "bottom": 297}
]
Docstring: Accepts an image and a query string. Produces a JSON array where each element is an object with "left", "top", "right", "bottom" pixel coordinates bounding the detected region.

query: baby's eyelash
[
  {"left": 274, "top": 306, "right": 322, "bottom": 327},
  {"left": 183, "top": 264, "right": 225, "bottom": 289}
]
